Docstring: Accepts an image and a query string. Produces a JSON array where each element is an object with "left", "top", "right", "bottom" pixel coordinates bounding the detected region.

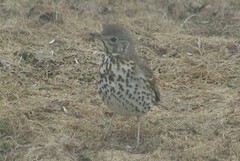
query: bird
[{"left": 90, "top": 24, "right": 160, "bottom": 146}]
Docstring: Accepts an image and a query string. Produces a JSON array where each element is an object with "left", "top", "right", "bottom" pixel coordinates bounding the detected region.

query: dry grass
[{"left": 0, "top": 0, "right": 240, "bottom": 160}]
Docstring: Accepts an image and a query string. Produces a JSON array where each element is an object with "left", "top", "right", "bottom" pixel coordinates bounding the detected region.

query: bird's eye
[{"left": 110, "top": 37, "right": 118, "bottom": 43}]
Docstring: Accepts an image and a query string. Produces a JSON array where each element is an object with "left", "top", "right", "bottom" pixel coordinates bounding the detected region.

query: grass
[{"left": 0, "top": 0, "right": 240, "bottom": 160}]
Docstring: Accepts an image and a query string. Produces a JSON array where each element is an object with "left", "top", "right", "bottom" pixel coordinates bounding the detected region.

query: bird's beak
[
  {"left": 89, "top": 32, "right": 102, "bottom": 40},
  {"left": 89, "top": 31, "right": 110, "bottom": 54}
]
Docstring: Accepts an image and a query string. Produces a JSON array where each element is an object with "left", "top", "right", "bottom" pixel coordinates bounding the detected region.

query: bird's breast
[{"left": 97, "top": 55, "right": 155, "bottom": 116}]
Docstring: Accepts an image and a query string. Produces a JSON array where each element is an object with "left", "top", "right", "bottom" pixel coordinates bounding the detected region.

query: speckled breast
[{"left": 97, "top": 55, "right": 155, "bottom": 116}]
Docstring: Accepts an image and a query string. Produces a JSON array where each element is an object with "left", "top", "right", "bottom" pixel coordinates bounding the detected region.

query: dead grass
[{"left": 0, "top": 0, "right": 240, "bottom": 160}]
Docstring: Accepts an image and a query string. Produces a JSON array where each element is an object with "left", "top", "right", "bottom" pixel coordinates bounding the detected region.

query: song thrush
[{"left": 90, "top": 24, "right": 160, "bottom": 146}]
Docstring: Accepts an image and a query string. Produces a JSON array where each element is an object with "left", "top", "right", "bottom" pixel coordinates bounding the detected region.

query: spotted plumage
[
  {"left": 91, "top": 24, "right": 160, "bottom": 146},
  {"left": 97, "top": 55, "right": 157, "bottom": 115}
]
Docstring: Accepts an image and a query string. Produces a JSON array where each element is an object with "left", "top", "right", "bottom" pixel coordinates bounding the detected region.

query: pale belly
[{"left": 97, "top": 56, "right": 155, "bottom": 116}]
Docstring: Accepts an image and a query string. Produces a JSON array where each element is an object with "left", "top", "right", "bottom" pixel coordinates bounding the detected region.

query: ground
[{"left": 0, "top": 0, "right": 240, "bottom": 161}]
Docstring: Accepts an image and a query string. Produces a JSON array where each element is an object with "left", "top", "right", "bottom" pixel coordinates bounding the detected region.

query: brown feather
[{"left": 136, "top": 59, "right": 160, "bottom": 103}]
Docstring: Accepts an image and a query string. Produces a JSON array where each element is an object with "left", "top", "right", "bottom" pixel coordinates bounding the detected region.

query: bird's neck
[{"left": 106, "top": 45, "right": 138, "bottom": 61}]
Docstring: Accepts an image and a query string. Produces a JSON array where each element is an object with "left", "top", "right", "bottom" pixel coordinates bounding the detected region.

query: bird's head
[{"left": 90, "top": 24, "right": 135, "bottom": 57}]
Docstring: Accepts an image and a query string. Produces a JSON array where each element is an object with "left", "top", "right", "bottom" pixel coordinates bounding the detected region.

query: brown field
[{"left": 0, "top": 0, "right": 240, "bottom": 160}]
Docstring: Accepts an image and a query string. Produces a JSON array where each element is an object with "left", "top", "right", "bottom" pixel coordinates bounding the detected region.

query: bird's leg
[
  {"left": 103, "top": 113, "right": 116, "bottom": 141},
  {"left": 136, "top": 115, "right": 142, "bottom": 146}
]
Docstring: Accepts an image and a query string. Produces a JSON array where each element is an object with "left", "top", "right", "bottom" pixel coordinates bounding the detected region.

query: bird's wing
[{"left": 137, "top": 59, "right": 160, "bottom": 103}]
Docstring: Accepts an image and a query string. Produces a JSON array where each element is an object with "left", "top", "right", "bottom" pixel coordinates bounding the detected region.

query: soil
[{"left": 0, "top": 0, "right": 240, "bottom": 160}]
